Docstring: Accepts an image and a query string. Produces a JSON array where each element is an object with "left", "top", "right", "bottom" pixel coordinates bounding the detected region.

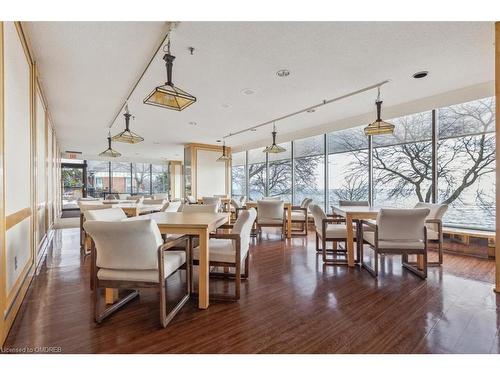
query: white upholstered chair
[
  {"left": 79, "top": 203, "right": 113, "bottom": 252},
  {"left": 185, "top": 195, "right": 197, "bottom": 204},
  {"left": 153, "top": 193, "right": 169, "bottom": 200},
  {"left": 202, "top": 197, "right": 221, "bottom": 211},
  {"left": 83, "top": 219, "right": 190, "bottom": 327},
  {"left": 360, "top": 208, "right": 430, "bottom": 279},
  {"left": 309, "top": 204, "right": 357, "bottom": 265},
  {"left": 192, "top": 208, "right": 257, "bottom": 300},
  {"left": 261, "top": 196, "right": 281, "bottom": 200},
  {"left": 338, "top": 200, "right": 369, "bottom": 206},
  {"left": 256, "top": 200, "right": 285, "bottom": 240},
  {"left": 291, "top": 198, "right": 313, "bottom": 235},
  {"left": 181, "top": 204, "right": 218, "bottom": 213},
  {"left": 144, "top": 198, "right": 168, "bottom": 205},
  {"left": 414, "top": 202, "right": 448, "bottom": 265},
  {"left": 85, "top": 207, "right": 127, "bottom": 222},
  {"left": 161, "top": 201, "right": 182, "bottom": 212}
]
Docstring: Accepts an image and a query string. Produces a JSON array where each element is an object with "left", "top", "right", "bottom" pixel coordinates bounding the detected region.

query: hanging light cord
[
  {"left": 221, "top": 79, "right": 390, "bottom": 141},
  {"left": 107, "top": 22, "right": 176, "bottom": 130}
]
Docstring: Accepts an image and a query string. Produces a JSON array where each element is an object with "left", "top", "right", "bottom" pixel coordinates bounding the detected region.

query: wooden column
[{"left": 495, "top": 22, "right": 500, "bottom": 293}]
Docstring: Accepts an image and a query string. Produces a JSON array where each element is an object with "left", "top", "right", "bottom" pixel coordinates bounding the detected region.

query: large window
[
  {"left": 248, "top": 147, "right": 267, "bottom": 201},
  {"left": 328, "top": 126, "right": 369, "bottom": 207},
  {"left": 372, "top": 111, "right": 433, "bottom": 208},
  {"left": 132, "top": 163, "right": 151, "bottom": 194},
  {"left": 231, "top": 151, "right": 246, "bottom": 197},
  {"left": 152, "top": 164, "right": 168, "bottom": 193},
  {"left": 111, "top": 162, "right": 132, "bottom": 195},
  {"left": 437, "top": 97, "right": 495, "bottom": 230},
  {"left": 268, "top": 142, "right": 292, "bottom": 201},
  {"left": 86, "top": 160, "right": 110, "bottom": 198},
  {"left": 294, "top": 135, "right": 325, "bottom": 207}
]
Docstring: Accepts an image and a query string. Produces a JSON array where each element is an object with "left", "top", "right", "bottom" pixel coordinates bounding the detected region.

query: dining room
[{"left": 1, "top": 2, "right": 500, "bottom": 369}]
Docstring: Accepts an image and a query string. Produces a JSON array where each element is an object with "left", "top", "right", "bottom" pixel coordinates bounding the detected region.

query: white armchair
[
  {"left": 192, "top": 208, "right": 257, "bottom": 300},
  {"left": 83, "top": 219, "right": 190, "bottom": 327},
  {"left": 256, "top": 200, "right": 285, "bottom": 240},
  {"left": 360, "top": 208, "right": 430, "bottom": 279},
  {"left": 202, "top": 197, "right": 221, "bottom": 211},
  {"left": 414, "top": 202, "right": 448, "bottom": 265},
  {"left": 79, "top": 203, "right": 113, "bottom": 252},
  {"left": 85, "top": 207, "right": 127, "bottom": 221},
  {"left": 161, "top": 200, "right": 182, "bottom": 212},
  {"left": 185, "top": 195, "right": 197, "bottom": 204},
  {"left": 309, "top": 204, "right": 357, "bottom": 265},
  {"left": 291, "top": 198, "right": 313, "bottom": 235}
]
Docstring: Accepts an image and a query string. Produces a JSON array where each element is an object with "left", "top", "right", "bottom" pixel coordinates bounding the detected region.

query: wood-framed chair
[
  {"left": 161, "top": 200, "right": 182, "bottom": 212},
  {"left": 309, "top": 204, "right": 358, "bottom": 265},
  {"left": 84, "top": 219, "right": 191, "bottom": 328},
  {"left": 360, "top": 208, "right": 430, "bottom": 279},
  {"left": 191, "top": 208, "right": 257, "bottom": 300},
  {"left": 202, "top": 197, "right": 221, "bottom": 211},
  {"left": 414, "top": 202, "right": 448, "bottom": 266},
  {"left": 78, "top": 202, "right": 113, "bottom": 253},
  {"left": 291, "top": 198, "right": 313, "bottom": 235},
  {"left": 185, "top": 195, "right": 197, "bottom": 204},
  {"left": 256, "top": 200, "right": 286, "bottom": 241}
]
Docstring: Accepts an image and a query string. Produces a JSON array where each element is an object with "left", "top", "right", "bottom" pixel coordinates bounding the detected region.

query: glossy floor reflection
[{"left": 4, "top": 227, "right": 500, "bottom": 353}]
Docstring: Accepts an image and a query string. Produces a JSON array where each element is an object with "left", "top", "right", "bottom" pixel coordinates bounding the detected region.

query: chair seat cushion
[
  {"left": 97, "top": 251, "right": 186, "bottom": 283},
  {"left": 291, "top": 211, "right": 306, "bottom": 221},
  {"left": 257, "top": 218, "right": 284, "bottom": 225},
  {"left": 317, "top": 224, "right": 356, "bottom": 239},
  {"left": 363, "top": 232, "right": 425, "bottom": 250},
  {"left": 192, "top": 238, "right": 247, "bottom": 264}
]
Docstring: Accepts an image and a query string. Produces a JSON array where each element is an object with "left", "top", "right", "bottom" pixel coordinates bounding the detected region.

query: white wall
[
  {"left": 196, "top": 149, "right": 226, "bottom": 198},
  {"left": 36, "top": 90, "right": 46, "bottom": 246},
  {"left": 3, "top": 21, "right": 32, "bottom": 293}
]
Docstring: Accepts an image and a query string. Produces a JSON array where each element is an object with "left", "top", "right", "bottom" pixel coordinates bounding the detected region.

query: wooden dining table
[
  {"left": 245, "top": 201, "right": 293, "bottom": 239},
  {"left": 108, "top": 211, "right": 229, "bottom": 309},
  {"left": 331, "top": 205, "right": 379, "bottom": 267}
]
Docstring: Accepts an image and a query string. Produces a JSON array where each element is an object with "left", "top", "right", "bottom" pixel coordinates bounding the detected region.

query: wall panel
[{"left": 35, "top": 86, "right": 46, "bottom": 246}]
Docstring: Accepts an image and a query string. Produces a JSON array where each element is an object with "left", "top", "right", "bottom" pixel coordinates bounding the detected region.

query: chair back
[
  {"left": 214, "top": 194, "right": 227, "bottom": 198},
  {"left": 86, "top": 208, "right": 127, "bottom": 221},
  {"left": 143, "top": 198, "right": 168, "bottom": 205},
  {"left": 182, "top": 204, "right": 218, "bottom": 213},
  {"left": 232, "top": 208, "right": 257, "bottom": 253},
  {"left": 309, "top": 204, "right": 327, "bottom": 231},
  {"left": 300, "top": 198, "right": 313, "bottom": 209},
  {"left": 339, "top": 200, "right": 369, "bottom": 206},
  {"left": 161, "top": 201, "right": 182, "bottom": 212},
  {"left": 202, "top": 196, "right": 221, "bottom": 208},
  {"left": 153, "top": 193, "right": 168, "bottom": 200},
  {"left": 84, "top": 219, "right": 162, "bottom": 270},
  {"left": 257, "top": 200, "right": 284, "bottom": 221},
  {"left": 377, "top": 208, "right": 430, "bottom": 242},
  {"left": 261, "top": 196, "right": 281, "bottom": 200},
  {"left": 81, "top": 204, "right": 114, "bottom": 219},
  {"left": 239, "top": 196, "right": 247, "bottom": 206},
  {"left": 414, "top": 202, "right": 448, "bottom": 231},
  {"left": 186, "top": 195, "right": 197, "bottom": 204},
  {"left": 231, "top": 198, "right": 242, "bottom": 209}
]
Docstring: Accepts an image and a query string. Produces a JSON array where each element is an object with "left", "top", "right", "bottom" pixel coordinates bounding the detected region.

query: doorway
[{"left": 61, "top": 161, "right": 87, "bottom": 211}]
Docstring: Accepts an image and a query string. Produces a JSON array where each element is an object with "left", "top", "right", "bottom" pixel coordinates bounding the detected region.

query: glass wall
[
  {"left": 437, "top": 97, "right": 495, "bottom": 230},
  {"left": 294, "top": 135, "right": 325, "bottom": 206},
  {"left": 372, "top": 111, "right": 433, "bottom": 208},
  {"left": 86, "top": 160, "right": 110, "bottom": 198},
  {"left": 231, "top": 96, "right": 495, "bottom": 230},
  {"left": 231, "top": 151, "right": 246, "bottom": 197},
  {"left": 248, "top": 147, "right": 267, "bottom": 201},
  {"left": 268, "top": 142, "right": 292, "bottom": 201},
  {"left": 132, "top": 163, "right": 151, "bottom": 194},
  {"left": 86, "top": 160, "right": 169, "bottom": 197},
  {"left": 152, "top": 164, "right": 169, "bottom": 193},
  {"left": 328, "top": 126, "right": 369, "bottom": 208}
]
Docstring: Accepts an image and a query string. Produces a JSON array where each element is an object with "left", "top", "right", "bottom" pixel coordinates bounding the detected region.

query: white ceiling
[{"left": 24, "top": 21, "right": 494, "bottom": 161}]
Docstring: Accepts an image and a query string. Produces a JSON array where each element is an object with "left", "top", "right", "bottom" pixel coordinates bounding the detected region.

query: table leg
[
  {"left": 287, "top": 207, "right": 292, "bottom": 239},
  {"left": 198, "top": 229, "right": 210, "bottom": 309},
  {"left": 105, "top": 288, "right": 119, "bottom": 304},
  {"left": 417, "top": 254, "right": 425, "bottom": 270},
  {"left": 346, "top": 215, "right": 355, "bottom": 267}
]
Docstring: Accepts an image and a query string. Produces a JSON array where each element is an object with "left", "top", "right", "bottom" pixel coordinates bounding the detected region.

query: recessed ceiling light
[
  {"left": 135, "top": 152, "right": 140, "bottom": 155},
  {"left": 189, "top": 121, "right": 197, "bottom": 126},
  {"left": 276, "top": 69, "right": 290, "bottom": 78},
  {"left": 306, "top": 108, "right": 316, "bottom": 113},
  {"left": 241, "top": 88, "right": 256, "bottom": 96},
  {"left": 413, "top": 71, "right": 429, "bottom": 79},
  {"left": 221, "top": 103, "right": 230, "bottom": 108}
]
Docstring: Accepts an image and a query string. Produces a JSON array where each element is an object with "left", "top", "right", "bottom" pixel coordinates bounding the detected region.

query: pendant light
[
  {"left": 217, "top": 140, "right": 231, "bottom": 162},
  {"left": 99, "top": 131, "right": 122, "bottom": 158},
  {"left": 143, "top": 37, "right": 196, "bottom": 111},
  {"left": 364, "top": 87, "right": 394, "bottom": 136},
  {"left": 263, "top": 122, "right": 287, "bottom": 153},
  {"left": 112, "top": 105, "right": 144, "bottom": 144}
]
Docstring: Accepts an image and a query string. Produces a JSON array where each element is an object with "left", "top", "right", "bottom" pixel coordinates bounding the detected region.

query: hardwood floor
[{"left": 3, "top": 227, "right": 500, "bottom": 353}]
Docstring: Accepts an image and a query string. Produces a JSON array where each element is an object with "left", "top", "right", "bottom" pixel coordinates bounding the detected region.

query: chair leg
[
  {"left": 235, "top": 262, "right": 241, "bottom": 300},
  {"left": 361, "top": 246, "right": 377, "bottom": 278},
  {"left": 316, "top": 232, "right": 319, "bottom": 252},
  {"left": 95, "top": 288, "right": 139, "bottom": 323},
  {"left": 402, "top": 253, "right": 428, "bottom": 279},
  {"left": 243, "top": 254, "right": 250, "bottom": 279}
]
